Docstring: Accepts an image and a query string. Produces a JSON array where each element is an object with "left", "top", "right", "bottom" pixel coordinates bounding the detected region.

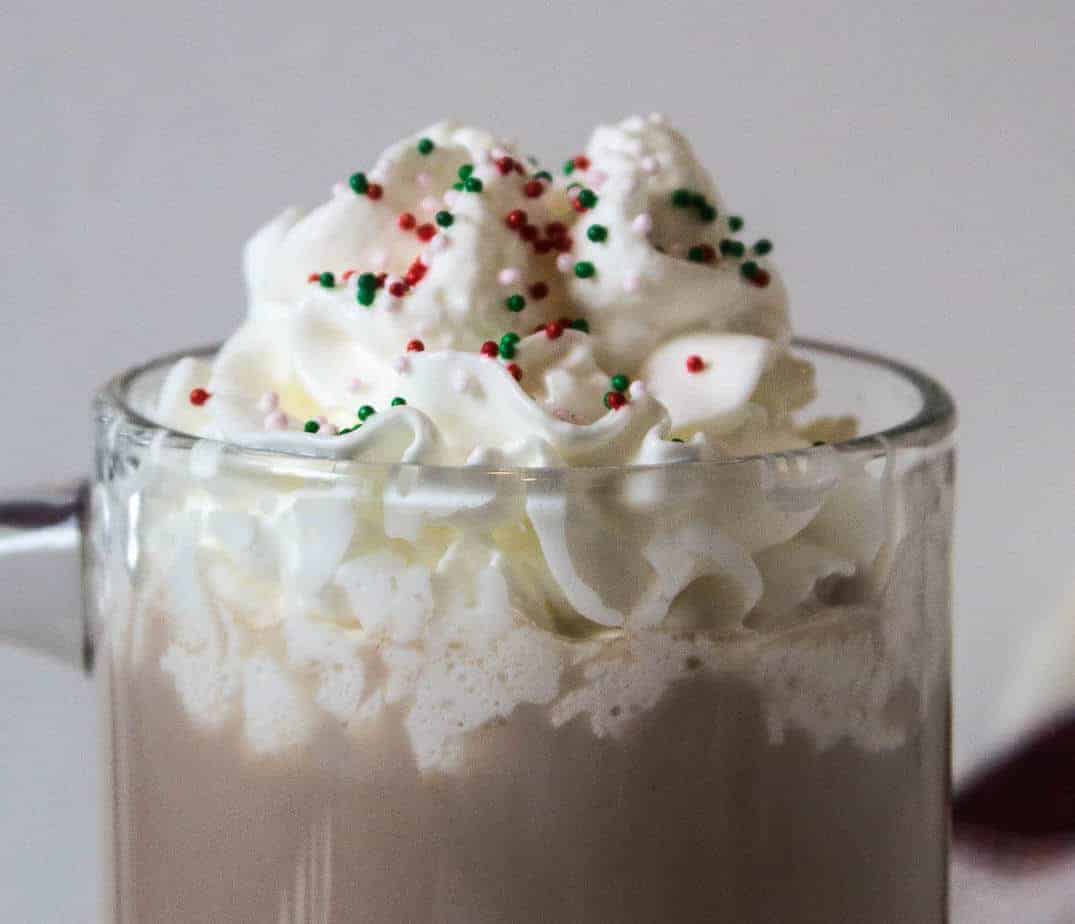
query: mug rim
[{"left": 99, "top": 337, "right": 957, "bottom": 474}]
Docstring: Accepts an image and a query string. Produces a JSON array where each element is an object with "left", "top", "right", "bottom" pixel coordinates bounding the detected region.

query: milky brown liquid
[{"left": 103, "top": 628, "right": 948, "bottom": 924}]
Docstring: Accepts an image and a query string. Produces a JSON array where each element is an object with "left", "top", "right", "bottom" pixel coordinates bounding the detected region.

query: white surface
[{"left": 1, "top": 1, "right": 1072, "bottom": 919}]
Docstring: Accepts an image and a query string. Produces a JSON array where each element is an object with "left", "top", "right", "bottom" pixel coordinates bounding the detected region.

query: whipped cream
[{"left": 154, "top": 114, "right": 813, "bottom": 465}]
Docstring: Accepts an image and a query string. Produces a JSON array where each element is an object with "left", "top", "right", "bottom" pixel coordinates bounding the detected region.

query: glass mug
[{"left": 0, "top": 340, "right": 956, "bottom": 923}]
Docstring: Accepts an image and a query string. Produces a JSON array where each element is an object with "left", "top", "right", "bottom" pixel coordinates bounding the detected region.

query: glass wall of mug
[{"left": 87, "top": 341, "right": 955, "bottom": 924}]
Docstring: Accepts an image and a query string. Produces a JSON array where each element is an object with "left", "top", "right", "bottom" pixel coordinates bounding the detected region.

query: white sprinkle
[
  {"left": 589, "top": 168, "right": 609, "bottom": 189},
  {"left": 257, "top": 391, "right": 279, "bottom": 413},
  {"left": 640, "top": 156, "right": 658, "bottom": 174},
  {"left": 347, "top": 378, "right": 363, "bottom": 393},
  {"left": 648, "top": 112, "right": 665, "bottom": 125},
  {"left": 442, "top": 189, "right": 459, "bottom": 208},
  {"left": 452, "top": 368, "right": 471, "bottom": 393},
  {"left": 623, "top": 272, "right": 642, "bottom": 294},
  {"left": 556, "top": 253, "right": 574, "bottom": 273},
  {"left": 629, "top": 380, "right": 647, "bottom": 400},
  {"left": 331, "top": 181, "right": 348, "bottom": 197},
  {"left": 393, "top": 356, "right": 412, "bottom": 375},
  {"left": 430, "top": 233, "right": 450, "bottom": 253},
  {"left": 498, "top": 267, "right": 520, "bottom": 286},
  {"left": 416, "top": 172, "right": 432, "bottom": 189},
  {"left": 264, "top": 411, "right": 289, "bottom": 431},
  {"left": 370, "top": 248, "right": 388, "bottom": 270},
  {"left": 631, "top": 213, "right": 653, "bottom": 235},
  {"left": 491, "top": 146, "right": 508, "bottom": 161},
  {"left": 368, "top": 168, "right": 386, "bottom": 183},
  {"left": 420, "top": 195, "right": 439, "bottom": 214}
]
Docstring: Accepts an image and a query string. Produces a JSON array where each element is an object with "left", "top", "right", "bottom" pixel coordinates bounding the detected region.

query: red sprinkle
[
  {"left": 605, "top": 391, "right": 627, "bottom": 411},
  {"left": 416, "top": 223, "right": 437, "bottom": 242},
  {"left": 546, "top": 222, "right": 567, "bottom": 237},
  {"left": 529, "top": 281, "right": 549, "bottom": 300},
  {"left": 520, "top": 224, "right": 538, "bottom": 242},
  {"left": 189, "top": 388, "right": 211, "bottom": 407},
  {"left": 553, "top": 235, "right": 573, "bottom": 252},
  {"left": 406, "top": 339, "right": 425, "bottom": 353},
  {"left": 523, "top": 179, "right": 544, "bottom": 198},
  {"left": 573, "top": 155, "right": 591, "bottom": 171},
  {"left": 307, "top": 273, "right": 321, "bottom": 283},
  {"left": 496, "top": 157, "right": 514, "bottom": 176},
  {"left": 505, "top": 208, "right": 527, "bottom": 230},
  {"left": 572, "top": 198, "right": 590, "bottom": 213},
  {"left": 545, "top": 321, "right": 564, "bottom": 339},
  {"left": 480, "top": 341, "right": 499, "bottom": 358},
  {"left": 686, "top": 355, "right": 705, "bottom": 373},
  {"left": 507, "top": 363, "right": 523, "bottom": 382},
  {"left": 341, "top": 270, "right": 356, "bottom": 282},
  {"left": 366, "top": 183, "right": 383, "bottom": 200},
  {"left": 398, "top": 212, "right": 417, "bottom": 231},
  {"left": 533, "top": 238, "right": 552, "bottom": 254},
  {"left": 388, "top": 281, "right": 409, "bottom": 297},
  {"left": 751, "top": 268, "right": 772, "bottom": 288},
  {"left": 533, "top": 323, "right": 547, "bottom": 334},
  {"left": 557, "top": 316, "right": 572, "bottom": 327},
  {"left": 375, "top": 272, "right": 387, "bottom": 288}
]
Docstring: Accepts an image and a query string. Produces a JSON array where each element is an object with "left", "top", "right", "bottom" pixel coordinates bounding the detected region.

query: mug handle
[{"left": 0, "top": 480, "right": 92, "bottom": 671}]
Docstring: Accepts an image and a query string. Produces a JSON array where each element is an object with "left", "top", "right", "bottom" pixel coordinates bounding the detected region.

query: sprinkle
[
  {"left": 332, "top": 182, "right": 347, "bottom": 197},
  {"left": 569, "top": 318, "right": 590, "bottom": 333},
  {"left": 357, "top": 288, "right": 375, "bottom": 307},
  {"left": 698, "top": 204, "right": 717, "bottom": 222},
  {"left": 349, "top": 172, "right": 369, "bottom": 194},
  {"left": 417, "top": 137, "right": 435, "bottom": 155},
  {"left": 640, "top": 156, "right": 658, "bottom": 174},
  {"left": 495, "top": 156, "right": 514, "bottom": 175},
  {"left": 604, "top": 391, "right": 627, "bottom": 411},
  {"left": 751, "top": 268, "right": 771, "bottom": 288},
  {"left": 546, "top": 221, "right": 567, "bottom": 237},
  {"left": 505, "top": 208, "right": 527, "bottom": 230},
  {"left": 464, "top": 176, "right": 483, "bottom": 193},
  {"left": 631, "top": 213, "right": 653, "bottom": 235},
  {"left": 420, "top": 195, "right": 439, "bottom": 214},
  {"left": 589, "top": 169, "right": 609, "bottom": 189},
  {"left": 576, "top": 188, "right": 598, "bottom": 209},
  {"left": 319, "top": 271, "right": 336, "bottom": 288},
  {"left": 501, "top": 331, "right": 521, "bottom": 345},
  {"left": 534, "top": 239, "right": 552, "bottom": 254},
  {"left": 740, "top": 260, "right": 760, "bottom": 280},
  {"left": 719, "top": 239, "right": 745, "bottom": 258},
  {"left": 357, "top": 272, "right": 377, "bottom": 290},
  {"left": 505, "top": 294, "right": 526, "bottom": 312},
  {"left": 499, "top": 341, "right": 516, "bottom": 360},
  {"left": 357, "top": 405, "right": 376, "bottom": 421},
  {"left": 523, "top": 179, "right": 544, "bottom": 197},
  {"left": 573, "top": 155, "right": 591, "bottom": 170},
  {"left": 452, "top": 369, "right": 471, "bottom": 393},
  {"left": 347, "top": 378, "right": 363, "bottom": 393},
  {"left": 506, "top": 362, "right": 523, "bottom": 381},
  {"left": 628, "top": 380, "right": 647, "bottom": 400},
  {"left": 264, "top": 410, "right": 289, "bottom": 430},
  {"left": 366, "top": 184, "right": 383, "bottom": 200},
  {"left": 686, "top": 355, "right": 705, "bottom": 373},
  {"left": 406, "top": 339, "right": 425, "bottom": 352},
  {"left": 610, "top": 374, "right": 629, "bottom": 393},
  {"left": 370, "top": 249, "right": 388, "bottom": 270},
  {"left": 415, "top": 171, "right": 432, "bottom": 189},
  {"left": 257, "top": 391, "right": 279, "bottom": 413},
  {"left": 545, "top": 321, "right": 564, "bottom": 339},
  {"left": 442, "top": 189, "right": 459, "bottom": 208},
  {"left": 391, "top": 396, "right": 407, "bottom": 406},
  {"left": 519, "top": 224, "right": 538, "bottom": 242},
  {"left": 556, "top": 253, "right": 574, "bottom": 272},
  {"left": 535, "top": 170, "right": 553, "bottom": 182},
  {"left": 398, "top": 212, "right": 417, "bottom": 231},
  {"left": 308, "top": 273, "right": 321, "bottom": 283},
  {"left": 562, "top": 159, "right": 576, "bottom": 176},
  {"left": 304, "top": 420, "right": 320, "bottom": 434},
  {"left": 189, "top": 388, "right": 211, "bottom": 407},
  {"left": 728, "top": 215, "right": 744, "bottom": 232},
  {"left": 458, "top": 164, "right": 474, "bottom": 180},
  {"left": 586, "top": 224, "right": 608, "bottom": 243},
  {"left": 388, "top": 279, "right": 409, "bottom": 297},
  {"left": 671, "top": 188, "right": 692, "bottom": 208},
  {"left": 480, "top": 340, "right": 499, "bottom": 358},
  {"left": 498, "top": 267, "right": 520, "bottom": 285},
  {"left": 574, "top": 261, "right": 596, "bottom": 279},
  {"left": 688, "top": 244, "right": 717, "bottom": 263},
  {"left": 528, "top": 281, "right": 549, "bottom": 300},
  {"left": 417, "top": 223, "right": 437, "bottom": 242},
  {"left": 753, "top": 239, "right": 773, "bottom": 255},
  {"left": 623, "top": 272, "right": 641, "bottom": 293},
  {"left": 393, "top": 356, "right": 411, "bottom": 375},
  {"left": 435, "top": 210, "right": 454, "bottom": 227}
]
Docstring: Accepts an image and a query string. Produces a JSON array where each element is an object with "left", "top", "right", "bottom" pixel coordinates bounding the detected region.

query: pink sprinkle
[
  {"left": 640, "top": 156, "right": 658, "bottom": 174},
  {"left": 498, "top": 267, "right": 520, "bottom": 285},
  {"left": 631, "top": 213, "right": 653, "bottom": 235},
  {"left": 556, "top": 253, "right": 574, "bottom": 273},
  {"left": 393, "top": 356, "right": 412, "bottom": 375},
  {"left": 420, "top": 195, "right": 439, "bottom": 214},
  {"left": 416, "top": 172, "right": 432, "bottom": 189},
  {"left": 257, "top": 391, "right": 279, "bottom": 413},
  {"left": 264, "top": 410, "right": 289, "bottom": 431},
  {"left": 347, "top": 378, "right": 363, "bottom": 393},
  {"left": 623, "top": 272, "right": 641, "bottom": 293},
  {"left": 589, "top": 169, "right": 609, "bottom": 189}
]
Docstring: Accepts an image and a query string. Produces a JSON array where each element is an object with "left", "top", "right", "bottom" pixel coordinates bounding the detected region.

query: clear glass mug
[{"left": 1, "top": 340, "right": 956, "bottom": 923}]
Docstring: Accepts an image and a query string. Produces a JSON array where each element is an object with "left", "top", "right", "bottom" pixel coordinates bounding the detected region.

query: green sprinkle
[
  {"left": 535, "top": 170, "right": 553, "bottom": 182},
  {"left": 719, "top": 239, "right": 745, "bottom": 258},
  {"left": 319, "top": 271, "right": 335, "bottom": 288},
  {"left": 688, "top": 246, "right": 708, "bottom": 263},
  {"left": 610, "top": 374, "right": 629, "bottom": 392},
  {"left": 458, "top": 164, "right": 474, "bottom": 180},
  {"left": 574, "top": 260, "right": 596, "bottom": 279},
  {"left": 740, "top": 260, "right": 760, "bottom": 280},
  {"left": 435, "top": 210, "right": 454, "bottom": 227},
  {"left": 728, "top": 215, "right": 744, "bottom": 232},
  {"left": 304, "top": 420, "right": 320, "bottom": 434},
  {"left": 357, "top": 405, "right": 376, "bottom": 421},
  {"left": 671, "top": 437, "right": 685, "bottom": 443},
  {"left": 452, "top": 181, "right": 464, "bottom": 191},
  {"left": 357, "top": 272, "right": 377, "bottom": 290},
  {"left": 753, "top": 239, "right": 773, "bottom": 255},
  {"left": 499, "top": 342, "right": 516, "bottom": 359},
  {"left": 569, "top": 318, "right": 590, "bottom": 333},
  {"left": 357, "top": 288, "right": 375, "bottom": 307},
  {"left": 500, "top": 331, "right": 521, "bottom": 345},
  {"left": 349, "top": 172, "right": 369, "bottom": 194},
  {"left": 671, "top": 188, "right": 692, "bottom": 207},
  {"left": 390, "top": 397, "right": 407, "bottom": 407},
  {"left": 417, "top": 138, "right": 435, "bottom": 155},
  {"left": 505, "top": 294, "right": 526, "bottom": 312},
  {"left": 698, "top": 204, "right": 717, "bottom": 222},
  {"left": 337, "top": 426, "right": 352, "bottom": 435},
  {"left": 689, "top": 193, "right": 707, "bottom": 208},
  {"left": 586, "top": 224, "right": 608, "bottom": 243},
  {"left": 577, "top": 188, "right": 598, "bottom": 209},
  {"left": 464, "top": 176, "right": 483, "bottom": 193},
  {"left": 563, "top": 159, "right": 576, "bottom": 175}
]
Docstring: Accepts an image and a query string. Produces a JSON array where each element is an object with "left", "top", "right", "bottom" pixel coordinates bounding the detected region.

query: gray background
[{"left": 1, "top": 1, "right": 1072, "bottom": 919}]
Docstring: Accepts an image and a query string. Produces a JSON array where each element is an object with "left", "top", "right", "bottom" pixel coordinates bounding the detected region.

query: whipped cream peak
[{"left": 154, "top": 116, "right": 813, "bottom": 466}]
